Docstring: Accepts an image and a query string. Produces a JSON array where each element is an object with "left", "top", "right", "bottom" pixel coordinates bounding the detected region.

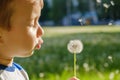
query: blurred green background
[{"left": 15, "top": 26, "right": 120, "bottom": 80}]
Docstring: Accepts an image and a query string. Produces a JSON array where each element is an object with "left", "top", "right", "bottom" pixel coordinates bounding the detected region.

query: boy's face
[{"left": 1, "top": 0, "right": 44, "bottom": 58}]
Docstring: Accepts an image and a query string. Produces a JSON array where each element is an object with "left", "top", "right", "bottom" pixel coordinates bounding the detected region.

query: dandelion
[
  {"left": 68, "top": 39, "right": 83, "bottom": 79},
  {"left": 67, "top": 40, "right": 83, "bottom": 54}
]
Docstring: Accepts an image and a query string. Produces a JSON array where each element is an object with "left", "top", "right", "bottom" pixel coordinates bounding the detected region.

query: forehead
[
  {"left": 10, "top": 0, "right": 44, "bottom": 26},
  {"left": 12, "top": 0, "right": 44, "bottom": 18},
  {"left": 26, "top": 0, "right": 44, "bottom": 9},
  {"left": 13, "top": 0, "right": 43, "bottom": 9}
]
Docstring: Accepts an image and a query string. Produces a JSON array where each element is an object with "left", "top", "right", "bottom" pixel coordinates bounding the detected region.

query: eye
[
  {"left": 29, "top": 23, "right": 35, "bottom": 27},
  {"left": 30, "top": 23, "right": 38, "bottom": 28},
  {"left": 28, "top": 19, "right": 34, "bottom": 26},
  {"left": 29, "top": 17, "right": 39, "bottom": 28},
  {"left": 28, "top": 19, "right": 36, "bottom": 27}
]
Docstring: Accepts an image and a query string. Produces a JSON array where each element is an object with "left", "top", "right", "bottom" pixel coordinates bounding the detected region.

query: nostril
[{"left": 37, "top": 26, "right": 44, "bottom": 38}]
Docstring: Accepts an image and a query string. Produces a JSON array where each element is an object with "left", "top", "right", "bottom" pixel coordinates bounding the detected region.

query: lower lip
[{"left": 36, "top": 44, "right": 41, "bottom": 50}]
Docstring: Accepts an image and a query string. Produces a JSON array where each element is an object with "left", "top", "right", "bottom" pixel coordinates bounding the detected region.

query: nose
[{"left": 37, "top": 24, "right": 44, "bottom": 38}]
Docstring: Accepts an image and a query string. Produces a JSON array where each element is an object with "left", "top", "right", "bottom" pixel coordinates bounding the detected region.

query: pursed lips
[{"left": 35, "top": 39, "right": 43, "bottom": 50}]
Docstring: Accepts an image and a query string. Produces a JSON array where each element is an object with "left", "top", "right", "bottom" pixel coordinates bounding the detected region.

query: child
[{"left": 0, "top": 0, "right": 44, "bottom": 80}]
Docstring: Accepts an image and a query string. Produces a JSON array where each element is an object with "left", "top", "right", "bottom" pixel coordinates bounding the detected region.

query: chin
[{"left": 16, "top": 51, "right": 34, "bottom": 58}]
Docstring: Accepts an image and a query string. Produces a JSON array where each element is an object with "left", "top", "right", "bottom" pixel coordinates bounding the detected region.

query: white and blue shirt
[{"left": 0, "top": 63, "right": 29, "bottom": 80}]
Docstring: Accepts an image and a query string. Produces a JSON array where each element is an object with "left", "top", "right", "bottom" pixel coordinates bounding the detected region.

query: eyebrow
[
  {"left": 40, "top": 0, "right": 44, "bottom": 9},
  {"left": 32, "top": 0, "right": 44, "bottom": 9}
]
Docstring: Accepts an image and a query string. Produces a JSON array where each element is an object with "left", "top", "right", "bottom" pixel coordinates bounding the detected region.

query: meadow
[{"left": 15, "top": 26, "right": 120, "bottom": 80}]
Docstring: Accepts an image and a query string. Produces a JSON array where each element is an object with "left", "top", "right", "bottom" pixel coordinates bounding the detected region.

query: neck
[{"left": 0, "top": 57, "right": 13, "bottom": 66}]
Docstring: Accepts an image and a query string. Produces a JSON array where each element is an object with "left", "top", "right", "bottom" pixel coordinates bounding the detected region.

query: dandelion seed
[
  {"left": 76, "top": 65, "right": 79, "bottom": 70},
  {"left": 108, "top": 22, "right": 113, "bottom": 26},
  {"left": 96, "top": 0, "right": 101, "bottom": 3},
  {"left": 108, "top": 56, "right": 112, "bottom": 59},
  {"left": 78, "top": 19, "right": 83, "bottom": 23},
  {"left": 90, "top": 65, "right": 95, "bottom": 70},
  {"left": 110, "top": 1, "right": 115, "bottom": 6},
  {"left": 39, "top": 72, "right": 45, "bottom": 78},
  {"left": 108, "top": 20, "right": 114, "bottom": 26},
  {"left": 64, "top": 65, "right": 69, "bottom": 71},
  {"left": 109, "top": 72, "right": 115, "bottom": 80},
  {"left": 103, "top": 3, "right": 110, "bottom": 8},
  {"left": 104, "top": 63, "right": 109, "bottom": 67},
  {"left": 78, "top": 18, "right": 84, "bottom": 25},
  {"left": 115, "top": 70, "right": 119, "bottom": 74},
  {"left": 108, "top": 56, "right": 113, "bottom": 62},
  {"left": 67, "top": 40, "right": 83, "bottom": 54},
  {"left": 83, "top": 63, "right": 90, "bottom": 72}
]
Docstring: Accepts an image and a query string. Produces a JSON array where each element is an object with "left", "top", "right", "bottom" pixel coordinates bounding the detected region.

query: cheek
[
  {"left": 6, "top": 27, "right": 37, "bottom": 53},
  {"left": 24, "top": 29, "right": 37, "bottom": 50},
  {"left": 18, "top": 28, "right": 37, "bottom": 51}
]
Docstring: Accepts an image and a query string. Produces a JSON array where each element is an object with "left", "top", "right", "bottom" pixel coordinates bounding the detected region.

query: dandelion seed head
[{"left": 67, "top": 40, "right": 83, "bottom": 54}]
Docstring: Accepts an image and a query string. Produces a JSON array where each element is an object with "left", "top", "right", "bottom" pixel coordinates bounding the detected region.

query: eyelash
[
  {"left": 30, "top": 24, "right": 37, "bottom": 28},
  {"left": 30, "top": 22, "right": 40, "bottom": 29},
  {"left": 29, "top": 17, "right": 39, "bottom": 28}
]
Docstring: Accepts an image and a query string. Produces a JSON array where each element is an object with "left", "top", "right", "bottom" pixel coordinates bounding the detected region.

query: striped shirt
[{"left": 0, "top": 63, "right": 29, "bottom": 80}]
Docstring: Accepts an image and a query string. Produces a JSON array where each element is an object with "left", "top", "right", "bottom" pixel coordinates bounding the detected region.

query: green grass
[{"left": 15, "top": 26, "right": 120, "bottom": 80}]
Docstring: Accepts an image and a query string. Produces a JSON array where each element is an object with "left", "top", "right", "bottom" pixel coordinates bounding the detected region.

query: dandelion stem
[{"left": 74, "top": 52, "right": 77, "bottom": 77}]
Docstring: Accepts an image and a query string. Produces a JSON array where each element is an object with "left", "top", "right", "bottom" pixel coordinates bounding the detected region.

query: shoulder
[
  {"left": 13, "top": 62, "right": 23, "bottom": 70},
  {"left": 0, "top": 63, "right": 24, "bottom": 72},
  {"left": 13, "top": 63, "right": 29, "bottom": 79}
]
